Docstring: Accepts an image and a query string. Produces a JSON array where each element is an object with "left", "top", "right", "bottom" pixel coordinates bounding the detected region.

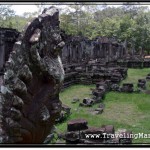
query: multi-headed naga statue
[{"left": 0, "top": 7, "right": 65, "bottom": 143}]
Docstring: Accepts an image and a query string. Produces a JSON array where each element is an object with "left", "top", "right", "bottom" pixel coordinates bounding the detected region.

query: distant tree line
[{"left": 1, "top": 3, "right": 150, "bottom": 54}]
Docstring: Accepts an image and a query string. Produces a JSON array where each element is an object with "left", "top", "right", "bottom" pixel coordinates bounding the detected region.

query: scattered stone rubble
[
  {"left": 60, "top": 119, "right": 132, "bottom": 144},
  {"left": 92, "top": 81, "right": 107, "bottom": 101},
  {"left": 79, "top": 98, "right": 95, "bottom": 107},
  {"left": 146, "top": 73, "right": 150, "bottom": 80},
  {"left": 111, "top": 84, "right": 120, "bottom": 91},
  {"left": 137, "top": 79, "right": 146, "bottom": 90},
  {"left": 120, "top": 83, "right": 134, "bottom": 93}
]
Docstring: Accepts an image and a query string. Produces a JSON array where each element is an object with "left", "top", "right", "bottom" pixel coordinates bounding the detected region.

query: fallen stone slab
[
  {"left": 92, "top": 89, "right": 105, "bottom": 99},
  {"left": 62, "top": 119, "right": 132, "bottom": 144},
  {"left": 111, "top": 83, "right": 120, "bottom": 91},
  {"left": 92, "top": 96, "right": 102, "bottom": 103},
  {"left": 146, "top": 73, "right": 150, "bottom": 80},
  {"left": 121, "top": 83, "right": 134, "bottom": 93},
  {"left": 83, "top": 98, "right": 94, "bottom": 105},
  {"left": 101, "top": 125, "right": 115, "bottom": 134},
  {"left": 137, "top": 79, "right": 146, "bottom": 89},
  {"left": 65, "top": 131, "right": 80, "bottom": 144},
  {"left": 67, "top": 119, "right": 88, "bottom": 132},
  {"left": 146, "top": 76, "right": 150, "bottom": 80},
  {"left": 137, "top": 83, "right": 146, "bottom": 89},
  {"left": 79, "top": 98, "right": 95, "bottom": 107},
  {"left": 138, "top": 79, "right": 146, "bottom": 84},
  {"left": 96, "top": 82, "right": 108, "bottom": 91}
]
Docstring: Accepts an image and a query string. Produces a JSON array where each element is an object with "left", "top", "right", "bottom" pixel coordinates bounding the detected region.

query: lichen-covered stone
[{"left": 0, "top": 6, "right": 65, "bottom": 143}]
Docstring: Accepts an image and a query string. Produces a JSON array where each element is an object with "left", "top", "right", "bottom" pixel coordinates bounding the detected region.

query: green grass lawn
[{"left": 56, "top": 68, "right": 150, "bottom": 144}]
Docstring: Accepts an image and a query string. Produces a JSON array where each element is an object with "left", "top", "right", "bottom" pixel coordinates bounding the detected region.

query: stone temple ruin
[
  {"left": 0, "top": 6, "right": 150, "bottom": 144},
  {"left": 61, "top": 35, "right": 128, "bottom": 89},
  {"left": 61, "top": 34, "right": 150, "bottom": 89}
]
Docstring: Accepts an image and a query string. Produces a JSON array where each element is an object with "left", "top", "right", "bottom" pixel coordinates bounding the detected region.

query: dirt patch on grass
[{"left": 102, "top": 102, "right": 145, "bottom": 126}]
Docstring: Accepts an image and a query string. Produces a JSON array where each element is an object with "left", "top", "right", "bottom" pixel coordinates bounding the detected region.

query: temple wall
[{"left": 62, "top": 36, "right": 125, "bottom": 65}]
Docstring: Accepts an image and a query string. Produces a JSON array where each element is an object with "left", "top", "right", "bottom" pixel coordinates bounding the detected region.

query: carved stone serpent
[{"left": 0, "top": 6, "right": 65, "bottom": 144}]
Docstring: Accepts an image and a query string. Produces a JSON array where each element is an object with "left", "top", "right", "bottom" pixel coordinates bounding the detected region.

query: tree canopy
[{"left": 1, "top": 4, "right": 150, "bottom": 54}]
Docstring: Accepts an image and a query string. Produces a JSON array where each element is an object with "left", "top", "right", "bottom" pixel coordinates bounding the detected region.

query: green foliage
[
  {"left": 8, "top": 15, "right": 29, "bottom": 32},
  {"left": 59, "top": 4, "right": 150, "bottom": 54},
  {"left": 0, "top": 5, "right": 38, "bottom": 31},
  {"left": 0, "top": 5, "right": 15, "bottom": 28}
]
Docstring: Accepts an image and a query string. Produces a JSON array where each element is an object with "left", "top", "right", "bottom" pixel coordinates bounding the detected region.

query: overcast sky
[
  {"left": 10, "top": 3, "right": 150, "bottom": 16},
  {"left": 11, "top": 5, "right": 38, "bottom": 15},
  {"left": 11, "top": 4, "right": 74, "bottom": 15}
]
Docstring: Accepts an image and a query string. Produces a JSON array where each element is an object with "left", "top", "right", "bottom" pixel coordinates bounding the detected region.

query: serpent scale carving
[{"left": 0, "top": 6, "right": 65, "bottom": 144}]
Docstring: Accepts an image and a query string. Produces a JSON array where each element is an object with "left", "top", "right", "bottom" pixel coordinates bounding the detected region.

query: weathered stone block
[
  {"left": 121, "top": 83, "right": 134, "bottom": 93},
  {"left": 65, "top": 131, "right": 80, "bottom": 144},
  {"left": 67, "top": 119, "right": 88, "bottom": 132},
  {"left": 101, "top": 125, "right": 115, "bottom": 134},
  {"left": 111, "top": 84, "right": 120, "bottom": 91}
]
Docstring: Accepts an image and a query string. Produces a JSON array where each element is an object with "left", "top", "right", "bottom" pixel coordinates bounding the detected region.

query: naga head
[
  {"left": 30, "top": 7, "right": 65, "bottom": 57},
  {"left": 24, "top": 6, "right": 65, "bottom": 84},
  {"left": 0, "top": 7, "right": 65, "bottom": 143}
]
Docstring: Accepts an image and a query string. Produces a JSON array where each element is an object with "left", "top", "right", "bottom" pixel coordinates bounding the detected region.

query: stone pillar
[
  {"left": 131, "top": 43, "right": 135, "bottom": 57},
  {"left": 139, "top": 47, "right": 144, "bottom": 58},
  {"left": 80, "top": 41, "right": 84, "bottom": 61},
  {"left": 108, "top": 43, "right": 112, "bottom": 62},
  {"left": 104, "top": 44, "right": 107, "bottom": 60},
  {"left": 120, "top": 45, "right": 124, "bottom": 58},
  {"left": 77, "top": 45, "right": 79, "bottom": 63},
  {"left": 91, "top": 41, "right": 94, "bottom": 59},
  {"left": 117, "top": 45, "right": 120, "bottom": 59},
  {"left": 69, "top": 44, "right": 72, "bottom": 64},
  {"left": 124, "top": 39, "right": 128, "bottom": 57},
  {"left": 0, "top": 31, "right": 5, "bottom": 72},
  {"left": 105, "top": 44, "right": 108, "bottom": 62},
  {"left": 62, "top": 46, "right": 67, "bottom": 64},
  {"left": 72, "top": 45, "right": 76, "bottom": 63}
]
